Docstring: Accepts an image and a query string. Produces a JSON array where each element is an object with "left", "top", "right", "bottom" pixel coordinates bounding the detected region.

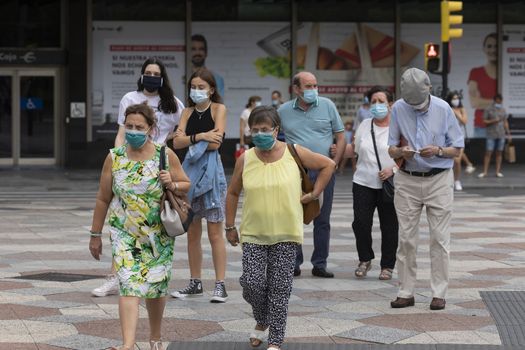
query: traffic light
[
  {"left": 441, "top": 1, "right": 463, "bottom": 42},
  {"left": 424, "top": 43, "right": 440, "bottom": 73}
]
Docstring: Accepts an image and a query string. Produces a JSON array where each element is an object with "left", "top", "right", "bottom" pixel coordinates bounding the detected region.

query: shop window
[{"left": 0, "top": 0, "right": 60, "bottom": 48}]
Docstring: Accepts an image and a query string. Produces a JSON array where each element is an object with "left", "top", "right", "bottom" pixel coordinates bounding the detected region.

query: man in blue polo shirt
[
  {"left": 388, "top": 68, "right": 464, "bottom": 311},
  {"left": 278, "top": 71, "right": 346, "bottom": 278}
]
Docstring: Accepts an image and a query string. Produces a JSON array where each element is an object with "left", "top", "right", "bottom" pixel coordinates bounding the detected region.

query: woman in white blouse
[{"left": 352, "top": 86, "right": 399, "bottom": 280}]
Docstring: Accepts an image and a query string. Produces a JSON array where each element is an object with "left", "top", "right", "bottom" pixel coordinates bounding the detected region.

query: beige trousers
[{"left": 394, "top": 169, "right": 453, "bottom": 299}]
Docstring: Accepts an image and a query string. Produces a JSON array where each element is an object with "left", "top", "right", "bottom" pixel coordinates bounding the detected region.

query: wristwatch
[
  {"left": 392, "top": 166, "right": 399, "bottom": 174},
  {"left": 437, "top": 147, "right": 444, "bottom": 157}
]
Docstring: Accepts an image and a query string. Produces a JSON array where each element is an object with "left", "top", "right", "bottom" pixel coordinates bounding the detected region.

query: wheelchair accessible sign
[{"left": 20, "top": 97, "right": 43, "bottom": 110}]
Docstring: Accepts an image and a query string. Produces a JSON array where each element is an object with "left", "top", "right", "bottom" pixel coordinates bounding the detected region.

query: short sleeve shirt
[
  {"left": 484, "top": 105, "right": 507, "bottom": 139},
  {"left": 240, "top": 108, "right": 251, "bottom": 137},
  {"left": 118, "top": 91, "right": 184, "bottom": 144},
  {"left": 278, "top": 97, "right": 344, "bottom": 157}
]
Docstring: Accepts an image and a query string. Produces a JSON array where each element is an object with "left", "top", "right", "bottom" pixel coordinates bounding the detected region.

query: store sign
[{"left": 0, "top": 49, "right": 66, "bottom": 65}]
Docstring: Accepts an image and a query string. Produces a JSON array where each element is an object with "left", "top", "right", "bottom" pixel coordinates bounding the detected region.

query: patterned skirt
[{"left": 110, "top": 227, "right": 174, "bottom": 298}]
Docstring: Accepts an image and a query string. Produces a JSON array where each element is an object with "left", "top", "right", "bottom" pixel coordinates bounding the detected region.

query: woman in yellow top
[{"left": 225, "top": 106, "right": 335, "bottom": 350}]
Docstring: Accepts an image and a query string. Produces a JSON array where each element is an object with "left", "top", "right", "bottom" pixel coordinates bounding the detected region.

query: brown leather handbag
[{"left": 287, "top": 144, "right": 321, "bottom": 224}]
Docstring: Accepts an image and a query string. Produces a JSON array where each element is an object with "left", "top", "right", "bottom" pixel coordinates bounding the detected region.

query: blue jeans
[
  {"left": 486, "top": 137, "right": 505, "bottom": 151},
  {"left": 295, "top": 171, "right": 335, "bottom": 270}
]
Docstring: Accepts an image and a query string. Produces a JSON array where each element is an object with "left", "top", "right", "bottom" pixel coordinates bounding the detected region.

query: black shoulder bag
[{"left": 370, "top": 122, "right": 395, "bottom": 203}]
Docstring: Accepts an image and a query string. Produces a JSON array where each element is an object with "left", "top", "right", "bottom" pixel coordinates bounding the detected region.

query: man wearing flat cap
[{"left": 388, "top": 68, "right": 464, "bottom": 310}]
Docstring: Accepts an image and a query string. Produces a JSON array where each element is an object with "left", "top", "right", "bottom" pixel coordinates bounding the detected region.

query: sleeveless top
[
  {"left": 240, "top": 146, "right": 303, "bottom": 245},
  {"left": 185, "top": 106, "right": 215, "bottom": 136}
]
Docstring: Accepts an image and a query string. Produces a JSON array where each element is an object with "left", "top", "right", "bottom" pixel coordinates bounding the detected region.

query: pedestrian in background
[
  {"left": 478, "top": 94, "right": 511, "bottom": 178},
  {"left": 446, "top": 91, "right": 474, "bottom": 191},
  {"left": 352, "top": 86, "right": 398, "bottom": 280},
  {"left": 388, "top": 68, "right": 463, "bottom": 311},
  {"left": 271, "top": 90, "right": 284, "bottom": 109},
  {"left": 353, "top": 95, "right": 371, "bottom": 133},
  {"left": 172, "top": 68, "right": 228, "bottom": 303},
  {"left": 271, "top": 90, "right": 286, "bottom": 141},
  {"left": 240, "top": 95, "right": 262, "bottom": 148},
  {"left": 279, "top": 71, "right": 346, "bottom": 278},
  {"left": 337, "top": 120, "right": 355, "bottom": 174},
  {"left": 92, "top": 57, "right": 185, "bottom": 298},
  {"left": 89, "top": 103, "right": 190, "bottom": 350},
  {"left": 225, "top": 106, "right": 335, "bottom": 350}
]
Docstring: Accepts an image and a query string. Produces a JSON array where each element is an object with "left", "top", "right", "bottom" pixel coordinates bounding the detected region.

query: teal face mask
[
  {"left": 125, "top": 129, "right": 149, "bottom": 149},
  {"left": 252, "top": 131, "right": 276, "bottom": 151}
]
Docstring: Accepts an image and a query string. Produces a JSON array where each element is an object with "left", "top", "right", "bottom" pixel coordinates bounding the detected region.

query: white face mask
[
  {"left": 410, "top": 97, "right": 429, "bottom": 111},
  {"left": 451, "top": 99, "right": 460, "bottom": 107}
]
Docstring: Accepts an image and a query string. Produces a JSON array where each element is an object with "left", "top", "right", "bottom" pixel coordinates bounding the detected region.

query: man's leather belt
[{"left": 400, "top": 168, "right": 447, "bottom": 177}]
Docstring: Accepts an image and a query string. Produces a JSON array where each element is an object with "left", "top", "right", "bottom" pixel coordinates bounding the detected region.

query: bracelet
[
  {"left": 225, "top": 225, "right": 237, "bottom": 232},
  {"left": 90, "top": 230, "right": 102, "bottom": 237},
  {"left": 168, "top": 182, "right": 179, "bottom": 191},
  {"left": 190, "top": 134, "right": 196, "bottom": 144},
  {"left": 310, "top": 192, "right": 319, "bottom": 200}
]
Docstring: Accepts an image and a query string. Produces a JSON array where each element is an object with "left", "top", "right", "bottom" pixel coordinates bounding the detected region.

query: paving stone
[
  {"left": 335, "top": 325, "right": 418, "bottom": 344},
  {"left": 43, "top": 334, "right": 115, "bottom": 350}
]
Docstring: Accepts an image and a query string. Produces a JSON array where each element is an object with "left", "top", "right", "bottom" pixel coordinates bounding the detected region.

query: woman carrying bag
[
  {"left": 89, "top": 103, "right": 190, "bottom": 350},
  {"left": 352, "top": 86, "right": 399, "bottom": 280},
  {"left": 225, "top": 106, "right": 335, "bottom": 350}
]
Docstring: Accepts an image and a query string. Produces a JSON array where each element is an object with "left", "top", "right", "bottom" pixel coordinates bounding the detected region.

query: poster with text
[
  {"left": 296, "top": 23, "right": 401, "bottom": 121},
  {"left": 503, "top": 25, "right": 525, "bottom": 119},
  {"left": 92, "top": 21, "right": 185, "bottom": 140},
  {"left": 191, "top": 22, "right": 290, "bottom": 138}
]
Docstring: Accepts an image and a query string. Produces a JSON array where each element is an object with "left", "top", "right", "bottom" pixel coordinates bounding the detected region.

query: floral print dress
[{"left": 108, "top": 144, "right": 174, "bottom": 298}]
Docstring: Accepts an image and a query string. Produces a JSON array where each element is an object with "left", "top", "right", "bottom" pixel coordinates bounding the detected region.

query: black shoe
[
  {"left": 312, "top": 267, "right": 334, "bottom": 278},
  {"left": 294, "top": 268, "right": 301, "bottom": 277}
]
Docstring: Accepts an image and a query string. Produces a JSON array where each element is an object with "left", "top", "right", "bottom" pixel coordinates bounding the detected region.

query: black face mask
[{"left": 141, "top": 75, "right": 163, "bottom": 93}]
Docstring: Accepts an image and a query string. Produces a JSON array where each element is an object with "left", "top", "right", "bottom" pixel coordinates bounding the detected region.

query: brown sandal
[
  {"left": 379, "top": 268, "right": 393, "bottom": 280},
  {"left": 354, "top": 261, "right": 372, "bottom": 278}
]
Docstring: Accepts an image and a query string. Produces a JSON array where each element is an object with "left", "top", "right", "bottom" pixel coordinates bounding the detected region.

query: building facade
[{"left": 1, "top": 0, "right": 524, "bottom": 168}]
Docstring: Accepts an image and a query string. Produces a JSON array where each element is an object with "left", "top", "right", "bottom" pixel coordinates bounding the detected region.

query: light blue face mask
[
  {"left": 252, "top": 130, "right": 276, "bottom": 151},
  {"left": 302, "top": 89, "right": 318, "bottom": 104},
  {"left": 370, "top": 103, "right": 389, "bottom": 120},
  {"left": 494, "top": 103, "right": 502, "bottom": 109},
  {"left": 190, "top": 89, "right": 209, "bottom": 104},
  {"left": 125, "top": 129, "right": 149, "bottom": 149}
]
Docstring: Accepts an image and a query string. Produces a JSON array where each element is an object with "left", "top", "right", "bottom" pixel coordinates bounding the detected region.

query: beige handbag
[{"left": 159, "top": 146, "right": 194, "bottom": 237}]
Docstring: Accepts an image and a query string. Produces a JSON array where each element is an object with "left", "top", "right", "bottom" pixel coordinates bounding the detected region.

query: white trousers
[{"left": 394, "top": 169, "right": 453, "bottom": 299}]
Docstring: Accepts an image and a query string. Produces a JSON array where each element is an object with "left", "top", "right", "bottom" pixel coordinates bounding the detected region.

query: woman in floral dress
[{"left": 89, "top": 103, "right": 190, "bottom": 350}]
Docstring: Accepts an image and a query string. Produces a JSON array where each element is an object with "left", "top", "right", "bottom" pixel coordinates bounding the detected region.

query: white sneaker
[
  {"left": 91, "top": 274, "right": 119, "bottom": 297},
  {"left": 454, "top": 181, "right": 463, "bottom": 191},
  {"left": 496, "top": 172, "right": 504, "bottom": 178},
  {"left": 477, "top": 173, "right": 487, "bottom": 178},
  {"left": 465, "top": 165, "right": 476, "bottom": 174}
]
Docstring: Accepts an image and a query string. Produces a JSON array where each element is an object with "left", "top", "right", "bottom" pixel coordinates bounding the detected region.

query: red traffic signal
[
  {"left": 424, "top": 43, "right": 440, "bottom": 73},
  {"left": 426, "top": 43, "right": 439, "bottom": 58}
]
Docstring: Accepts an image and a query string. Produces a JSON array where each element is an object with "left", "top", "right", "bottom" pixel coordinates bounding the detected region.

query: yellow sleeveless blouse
[{"left": 240, "top": 146, "right": 303, "bottom": 245}]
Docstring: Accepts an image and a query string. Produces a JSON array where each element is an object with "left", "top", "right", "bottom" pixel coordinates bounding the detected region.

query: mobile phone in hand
[{"left": 406, "top": 149, "right": 420, "bottom": 154}]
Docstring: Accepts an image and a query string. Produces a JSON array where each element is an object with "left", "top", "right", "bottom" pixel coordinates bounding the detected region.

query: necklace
[{"left": 195, "top": 102, "right": 212, "bottom": 119}]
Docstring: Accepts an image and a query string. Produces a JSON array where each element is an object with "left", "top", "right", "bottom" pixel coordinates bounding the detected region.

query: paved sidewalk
[{"left": 0, "top": 165, "right": 524, "bottom": 349}]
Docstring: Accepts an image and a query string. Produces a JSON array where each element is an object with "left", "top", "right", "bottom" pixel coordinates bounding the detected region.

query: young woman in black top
[{"left": 172, "top": 68, "right": 228, "bottom": 302}]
